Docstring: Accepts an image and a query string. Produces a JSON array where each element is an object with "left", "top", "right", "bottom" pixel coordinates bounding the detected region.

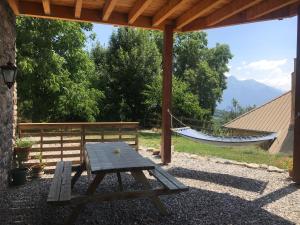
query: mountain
[{"left": 217, "top": 76, "right": 284, "bottom": 110}]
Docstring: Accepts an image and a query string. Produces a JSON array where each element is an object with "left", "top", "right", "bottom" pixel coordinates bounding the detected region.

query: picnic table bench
[{"left": 47, "top": 142, "right": 188, "bottom": 224}]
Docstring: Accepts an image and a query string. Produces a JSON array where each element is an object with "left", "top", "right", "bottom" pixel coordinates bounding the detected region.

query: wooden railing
[{"left": 18, "top": 122, "right": 139, "bottom": 173}]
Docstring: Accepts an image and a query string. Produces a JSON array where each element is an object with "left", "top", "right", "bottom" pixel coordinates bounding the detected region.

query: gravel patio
[{"left": 0, "top": 149, "right": 299, "bottom": 225}]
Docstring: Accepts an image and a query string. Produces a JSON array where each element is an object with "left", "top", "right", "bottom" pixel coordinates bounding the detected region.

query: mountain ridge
[{"left": 217, "top": 76, "right": 284, "bottom": 110}]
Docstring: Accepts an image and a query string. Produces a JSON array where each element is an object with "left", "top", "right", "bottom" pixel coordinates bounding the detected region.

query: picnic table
[{"left": 47, "top": 142, "right": 188, "bottom": 225}]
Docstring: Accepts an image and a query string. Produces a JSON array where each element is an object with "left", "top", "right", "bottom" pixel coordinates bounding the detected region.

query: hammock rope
[{"left": 168, "top": 110, "right": 277, "bottom": 147}]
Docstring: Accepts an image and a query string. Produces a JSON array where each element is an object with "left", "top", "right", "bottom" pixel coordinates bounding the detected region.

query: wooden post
[
  {"left": 161, "top": 24, "right": 174, "bottom": 164},
  {"left": 293, "top": 7, "right": 300, "bottom": 184}
]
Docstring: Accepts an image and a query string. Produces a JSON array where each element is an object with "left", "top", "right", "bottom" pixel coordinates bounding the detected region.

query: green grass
[{"left": 139, "top": 132, "right": 293, "bottom": 170}]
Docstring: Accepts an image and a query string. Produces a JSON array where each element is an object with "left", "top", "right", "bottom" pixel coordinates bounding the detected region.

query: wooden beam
[
  {"left": 128, "top": 0, "right": 152, "bottom": 24},
  {"left": 6, "top": 0, "right": 20, "bottom": 15},
  {"left": 206, "top": 0, "right": 262, "bottom": 26},
  {"left": 176, "top": 0, "right": 226, "bottom": 29},
  {"left": 293, "top": 5, "right": 300, "bottom": 184},
  {"left": 153, "top": 0, "right": 186, "bottom": 27},
  {"left": 75, "top": 0, "right": 83, "bottom": 18},
  {"left": 42, "top": 0, "right": 51, "bottom": 15},
  {"left": 246, "top": 0, "right": 299, "bottom": 20},
  {"left": 102, "top": 0, "right": 117, "bottom": 21},
  {"left": 183, "top": 3, "right": 298, "bottom": 31},
  {"left": 161, "top": 25, "right": 174, "bottom": 164},
  {"left": 18, "top": 1, "right": 175, "bottom": 31}
]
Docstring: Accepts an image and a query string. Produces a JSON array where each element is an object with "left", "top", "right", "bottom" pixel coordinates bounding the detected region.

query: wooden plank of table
[
  {"left": 85, "top": 142, "right": 154, "bottom": 174},
  {"left": 47, "top": 162, "right": 64, "bottom": 202},
  {"left": 59, "top": 161, "right": 72, "bottom": 202}
]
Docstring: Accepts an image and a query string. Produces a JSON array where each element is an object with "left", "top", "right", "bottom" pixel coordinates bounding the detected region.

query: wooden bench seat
[
  {"left": 47, "top": 161, "right": 72, "bottom": 204},
  {"left": 148, "top": 162, "right": 188, "bottom": 192}
]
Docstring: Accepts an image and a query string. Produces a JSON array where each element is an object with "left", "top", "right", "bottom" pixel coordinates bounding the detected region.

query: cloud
[
  {"left": 245, "top": 59, "right": 287, "bottom": 71},
  {"left": 228, "top": 58, "right": 293, "bottom": 91}
]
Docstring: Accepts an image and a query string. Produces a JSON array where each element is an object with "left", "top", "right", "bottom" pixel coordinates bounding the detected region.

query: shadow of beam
[{"left": 167, "top": 167, "right": 268, "bottom": 193}]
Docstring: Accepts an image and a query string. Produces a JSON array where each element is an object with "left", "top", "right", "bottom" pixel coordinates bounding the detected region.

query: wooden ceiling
[{"left": 6, "top": 0, "right": 300, "bottom": 32}]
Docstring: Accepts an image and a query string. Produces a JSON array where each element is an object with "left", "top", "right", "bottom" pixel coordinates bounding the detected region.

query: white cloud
[
  {"left": 245, "top": 59, "right": 287, "bottom": 71},
  {"left": 228, "top": 58, "right": 293, "bottom": 91}
]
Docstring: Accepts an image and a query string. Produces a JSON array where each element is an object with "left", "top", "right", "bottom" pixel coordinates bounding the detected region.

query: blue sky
[{"left": 88, "top": 17, "right": 297, "bottom": 91}]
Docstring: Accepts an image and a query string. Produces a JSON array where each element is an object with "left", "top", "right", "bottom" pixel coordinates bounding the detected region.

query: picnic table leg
[
  {"left": 66, "top": 173, "right": 106, "bottom": 225},
  {"left": 131, "top": 171, "right": 168, "bottom": 215},
  {"left": 116, "top": 172, "right": 123, "bottom": 191},
  {"left": 71, "top": 162, "right": 86, "bottom": 189}
]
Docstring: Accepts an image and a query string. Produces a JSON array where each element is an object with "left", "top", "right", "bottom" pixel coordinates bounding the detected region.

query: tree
[
  {"left": 16, "top": 17, "right": 103, "bottom": 122},
  {"left": 98, "top": 28, "right": 162, "bottom": 122},
  {"left": 174, "top": 32, "right": 232, "bottom": 115},
  {"left": 144, "top": 75, "right": 209, "bottom": 125}
]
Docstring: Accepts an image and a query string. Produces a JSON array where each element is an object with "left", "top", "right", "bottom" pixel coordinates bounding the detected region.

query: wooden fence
[{"left": 18, "top": 122, "right": 139, "bottom": 173}]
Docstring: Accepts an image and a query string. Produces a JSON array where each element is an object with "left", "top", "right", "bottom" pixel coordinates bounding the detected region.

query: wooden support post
[
  {"left": 161, "top": 24, "right": 174, "bottom": 164},
  {"left": 293, "top": 6, "right": 300, "bottom": 184}
]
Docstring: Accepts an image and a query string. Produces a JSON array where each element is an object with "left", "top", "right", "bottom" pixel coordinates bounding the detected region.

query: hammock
[{"left": 172, "top": 127, "right": 277, "bottom": 147}]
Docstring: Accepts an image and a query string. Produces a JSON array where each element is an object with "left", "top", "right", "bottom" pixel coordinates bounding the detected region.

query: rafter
[
  {"left": 176, "top": 0, "right": 226, "bottom": 29},
  {"left": 152, "top": 0, "right": 186, "bottom": 27},
  {"left": 206, "top": 0, "right": 262, "bottom": 26},
  {"left": 17, "top": 1, "right": 174, "bottom": 31},
  {"left": 102, "top": 0, "right": 117, "bottom": 21},
  {"left": 183, "top": 3, "right": 298, "bottom": 32},
  {"left": 75, "top": 0, "right": 83, "bottom": 18},
  {"left": 7, "top": 0, "right": 20, "bottom": 15},
  {"left": 128, "top": 0, "right": 152, "bottom": 24},
  {"left": 42, "top": 0, "right": 51, "bottom": 15},
  {"left": 246, "top": 0, "right": 299, "bottom": 20}
]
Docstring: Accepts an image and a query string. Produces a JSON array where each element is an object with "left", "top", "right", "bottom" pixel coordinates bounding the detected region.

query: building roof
[
  {"left": 224, "top": 91, "right": 291, "bottom": 133},
  {"left": 6, "top": 0, "right": 300, "bottom": 32}
]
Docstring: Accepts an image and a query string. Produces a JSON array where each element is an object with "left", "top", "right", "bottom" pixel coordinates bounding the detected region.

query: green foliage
[
  {"left": 174, "top": 33, "right": 232, "bottom": 115},
  {"left": 144, "top": 75, "right": 209, "bottom": 123},
  {"left": 15, "top": 138, "right": 34, "bottom": 148},
  {"left": 16, "top": 17, "right": 102, "bottom": 122},
  {"left": 95, "top": 28, "right": 162, "bottom": 122}
]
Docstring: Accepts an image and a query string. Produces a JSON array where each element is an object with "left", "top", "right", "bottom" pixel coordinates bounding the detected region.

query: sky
[{"left": 88, "top": 17, "right": 297, "bottom": 91}]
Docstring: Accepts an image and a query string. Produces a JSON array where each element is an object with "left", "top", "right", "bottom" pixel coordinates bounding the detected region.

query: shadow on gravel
[
  {"left": 253, "top": 183, "right": 299, "bottom": 207},
  {"left": 167, "top": 167, "right": 268, "bottom": 193}
]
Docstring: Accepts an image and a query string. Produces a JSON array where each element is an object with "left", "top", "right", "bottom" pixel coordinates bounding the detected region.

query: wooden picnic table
[{"left": 47, "top": 142, "right": 188, "bottom": 225}]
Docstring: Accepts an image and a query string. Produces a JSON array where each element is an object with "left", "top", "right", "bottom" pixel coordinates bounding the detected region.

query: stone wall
[{"left": 0, "top": 1, "right": 16, "bottom": 190}]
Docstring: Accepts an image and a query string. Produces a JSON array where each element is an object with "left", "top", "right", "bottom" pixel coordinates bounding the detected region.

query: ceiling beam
[
  {"left": 246, "top": 0, "right": 299, "bottom": 20},
  {"left": 128, "top": 0, "right": 152, "bottom": 24},
  {"left": 42, "top": 0, "right": 51, "bottom": 15},
  {"left": 102, "top": 0, "right": 117, "bottom": 21},
  {"left": 75, "top": 0, "right": 83, "bottom": 18},
  {"left": 152, "top": 0, "right": 186, "bottom": 27},
  {"left": 183, "top": 3, "right": 298, "bottom": 32},
  {"left": 206, "top": 0, "right": 262, "bottom": 26},
  {"left": 176, "top": 0, "right": 226, "bottom": 29},
  {"left": 18, "top": 1, "right": 175, "bottom": 31},
  {"left": 6, "top": 0, "right": 20, "bottom": 15}
]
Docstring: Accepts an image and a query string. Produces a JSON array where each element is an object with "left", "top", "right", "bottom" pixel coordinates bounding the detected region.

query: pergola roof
[{"left": 7, "top": 0, "right": 300, "bottom": 32}]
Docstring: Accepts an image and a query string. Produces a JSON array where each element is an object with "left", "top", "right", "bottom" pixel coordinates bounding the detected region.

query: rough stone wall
[{"left": 0, "top": 1, "right": 16, "bottom": 190}]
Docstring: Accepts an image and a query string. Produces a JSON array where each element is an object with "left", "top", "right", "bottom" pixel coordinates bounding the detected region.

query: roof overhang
[{"left": 6, "top": 0, "right": 300, "bottom": 32}]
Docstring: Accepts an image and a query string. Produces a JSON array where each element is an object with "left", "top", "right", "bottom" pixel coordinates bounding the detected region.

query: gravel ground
[{"left": 0, "top": 149, "right": 299, "bottom": 225}]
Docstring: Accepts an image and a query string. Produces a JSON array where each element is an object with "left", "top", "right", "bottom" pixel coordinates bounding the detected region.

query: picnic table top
[{"left": 85, "top": 142, "right": 155, "bottom": 174}]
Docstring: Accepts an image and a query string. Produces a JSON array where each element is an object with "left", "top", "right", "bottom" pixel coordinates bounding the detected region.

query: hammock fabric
[{"left": 172, "top": 127, "right": 277, "bottom": 147}]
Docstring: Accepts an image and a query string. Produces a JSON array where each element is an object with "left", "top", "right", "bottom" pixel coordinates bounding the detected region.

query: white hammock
[{"left": 172, "top": 127, "right": 277, "bottom": 147}]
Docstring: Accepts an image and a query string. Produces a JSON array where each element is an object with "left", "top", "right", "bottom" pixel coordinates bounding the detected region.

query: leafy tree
[
  {"left": 174, "top": 32, "right": 232, "bottom": 115},
  {"left": 16, "top": 17, "right": 103, "bottom": 122},
  {"left": 99, "top": 28, "right": 162, "bottom": 122},
  {"left": 144, "top": 75, "right": 209, "bottom": 125}
]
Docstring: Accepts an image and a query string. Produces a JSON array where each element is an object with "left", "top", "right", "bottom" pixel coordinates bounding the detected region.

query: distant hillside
[{"left": 217, "top": 76, "right": 284, "bottom": 110}]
